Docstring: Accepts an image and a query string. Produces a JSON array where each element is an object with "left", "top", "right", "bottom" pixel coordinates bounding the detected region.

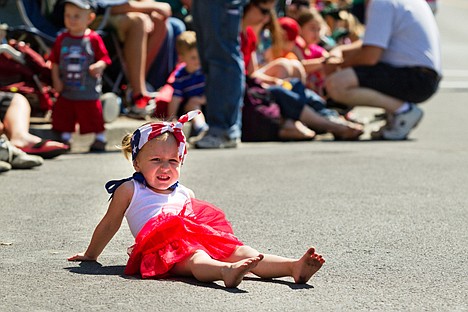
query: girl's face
[
  {"left": 64, "top": 4, "right": 94, "bottom": 36},
  {"left": 133, "top": 135, "right": 181, "bottom": 194},
  {"left": 301, "top": 19, "right": 321, "bottom": 44}
]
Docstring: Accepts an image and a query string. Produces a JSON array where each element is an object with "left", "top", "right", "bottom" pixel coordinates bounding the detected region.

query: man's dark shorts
[
  {"left": 0, "top": 92, "right": 14, "bottom": 122},
  {"left": 354, "top": 62, "right": 441, "bottom": 103}
]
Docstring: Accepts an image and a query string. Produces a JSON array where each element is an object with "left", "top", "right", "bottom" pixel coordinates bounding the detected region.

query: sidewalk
[
  {"left": 29, "top": 115, "right": 196, "bottom": 153},
  {"left": 29, "top": 116, "right": 145, "bottom": 153}
]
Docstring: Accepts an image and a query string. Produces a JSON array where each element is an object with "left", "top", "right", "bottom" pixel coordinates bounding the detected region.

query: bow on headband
[
  {"left": 105, "top": 110, "right": 200, "bottom": 197},
  {"left": 131, "top": 110, "right": 200, "bottom": 163}
]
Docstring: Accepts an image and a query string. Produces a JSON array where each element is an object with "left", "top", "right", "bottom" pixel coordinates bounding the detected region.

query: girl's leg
[
  {"left": 170, "top": 250, "right": 263, "bottom": 288},
  {"left": 225, "top": 246, "right": 325, "bottom": 284},
  {"left": 252, "top": 248, "right": 325, "bottom": 284}
]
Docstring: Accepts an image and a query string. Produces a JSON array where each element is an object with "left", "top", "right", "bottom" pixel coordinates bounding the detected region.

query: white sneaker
[
  {"left": 194, "top": 133, "right": 239, "bottom": 149},
  {"left": 0, "top": 160, "right": 11, "bottom": 173},
  {"left": 372, "top": 105, "right": 423, "bottom": 140},
  {"left": 0, "top": 135, "right": 43, "bottom": 169}
]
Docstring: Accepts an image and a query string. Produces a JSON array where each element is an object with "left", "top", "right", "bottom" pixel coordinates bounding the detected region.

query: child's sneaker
[
  {"left": 89, "top": 140, "right": 107, "bottom": 153},
  {"left": 0, "top": 160, "right": 11, "bottom": 173},
  {"left": 372, "top": 104, "right": 423, "bottom": 140}
]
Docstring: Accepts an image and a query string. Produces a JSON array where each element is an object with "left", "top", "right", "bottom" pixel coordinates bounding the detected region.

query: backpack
[{"left": 241, "top": 77, "right": 281, "bottom": 142}]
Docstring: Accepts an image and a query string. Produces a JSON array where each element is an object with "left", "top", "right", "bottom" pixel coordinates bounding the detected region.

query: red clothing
[
  {"left": 240, "top": 26, "right": 258, "bottom": 74},
  {"left": 52, "top": 97, "right": 105, "bottom": 134},
  {"left": 125, "top": 198, "right": 243, "bottom": 278},
  {"left": 50, "top": 30, "right": 109, "bottom": 134},
  {"left": 49, "top": 30, "right": 111, "bottom": 67}
]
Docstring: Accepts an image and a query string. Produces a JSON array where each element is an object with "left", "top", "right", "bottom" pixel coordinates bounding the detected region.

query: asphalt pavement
[{"left": 1, "top": 1, "right": 467, "bottom": 311}]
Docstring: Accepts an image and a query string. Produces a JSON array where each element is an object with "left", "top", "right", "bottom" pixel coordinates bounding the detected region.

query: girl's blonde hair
[{"left": 263, "top": 10, "right": 284, "bottom": 59}]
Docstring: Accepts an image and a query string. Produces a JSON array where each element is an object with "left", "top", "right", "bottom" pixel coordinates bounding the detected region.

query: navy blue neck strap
[{"left": 105, "top": 172, "right": 178, "bottom": 200}]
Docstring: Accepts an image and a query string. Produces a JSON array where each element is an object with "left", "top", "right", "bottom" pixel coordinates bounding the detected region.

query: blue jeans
[
  {"left": 269, "top": 79, "right": 336, "bottom": 120},
  {"left": 192, "top": 0, "right": 247, "bottom": 140}
]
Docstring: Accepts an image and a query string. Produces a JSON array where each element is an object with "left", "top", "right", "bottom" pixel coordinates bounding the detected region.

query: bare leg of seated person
[
  {"left": 279, "top": 119, "right": 316, "bottom": 141},
  {"left": 145, "top": 11, "right": 168, "bottom": 75},
  {"left": 3, "top": 94, "right": 69, "bottom": 158},
  {"left": 119, "top": 12, "right": 150, "bottom": 98},
  {"left": 115, "top": 12, "right": 157, "bottom": 117},
  {"left": 299, "top": 105, "right": 363, "bottom": 140},
  {"left": 170, "top": 250, "right": 264, "bottom": 288}
]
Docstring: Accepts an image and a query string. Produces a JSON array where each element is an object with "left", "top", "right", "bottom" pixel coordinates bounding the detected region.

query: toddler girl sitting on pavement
[{"left": 69, "top": 110, "right": 325, "bottom": 288}]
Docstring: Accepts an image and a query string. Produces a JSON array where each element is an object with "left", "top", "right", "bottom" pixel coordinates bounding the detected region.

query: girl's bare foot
[
  {"left": 222, "top": 254, "right": 264, "bottom": 288},
  {"left": 292, "top": 248, "right": 325, "bottom": 284}
]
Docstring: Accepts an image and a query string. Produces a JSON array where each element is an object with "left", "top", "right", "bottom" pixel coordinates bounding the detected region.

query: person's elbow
[{"left": 359, "top": 46, "right": 384, "bottom": 66}]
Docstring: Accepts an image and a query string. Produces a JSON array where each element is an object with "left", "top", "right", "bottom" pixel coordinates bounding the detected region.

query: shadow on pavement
[
  {"left": 64, "top": 262, "right": 125, "bottom": 276},
  {"left": 64, "top": 263, "right": 315, "bottom": 291},
  {"left": 243, "top": 276, "right": 315, "bottom": 290}
]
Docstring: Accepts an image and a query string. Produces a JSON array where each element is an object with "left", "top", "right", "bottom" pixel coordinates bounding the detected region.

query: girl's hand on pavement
[{"left": 67, "top": 253, "right": 96, "bottom": 261}]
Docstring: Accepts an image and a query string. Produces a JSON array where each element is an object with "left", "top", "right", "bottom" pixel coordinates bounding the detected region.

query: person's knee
[
  {"left": 235, "top": 245, "right": 260, "bottom": 257},
  {"left": 326, "top": 69, "right": 358, "bottom": 100},
  {"left": 325, "top": 74, "right": 348, "bottom": 101},
  {"left": 126, "top": 12, "right": 152, "bottom": 31},
  {"left": 11, "top": 94, "right": 30, "bottom": 111},
  {"left": 151, "top": 12, "right": 167, "bottom": 31},
  {"left": 190, "top": 250, "right": 211, "bottom": 264}
]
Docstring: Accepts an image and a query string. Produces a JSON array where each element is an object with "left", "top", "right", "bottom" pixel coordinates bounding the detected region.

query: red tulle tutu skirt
[{"left": 124, "top": 198, "right": 243, "bottom": 278}]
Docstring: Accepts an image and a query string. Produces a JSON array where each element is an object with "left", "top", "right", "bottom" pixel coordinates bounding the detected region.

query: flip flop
[{"left": 20, "top": 140, "right": 70, "bottom": 159}]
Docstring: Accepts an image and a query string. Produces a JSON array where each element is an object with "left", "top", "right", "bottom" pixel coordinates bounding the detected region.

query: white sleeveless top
[{"left": 124, "top": 180, "right": 192, "bottom": 237}]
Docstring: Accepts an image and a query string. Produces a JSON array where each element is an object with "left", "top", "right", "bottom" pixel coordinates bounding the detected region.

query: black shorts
[
  {"left": 0, "top": 92, "right": 14, "bottom": 122},
  {"left": 354, "top": 63, "right": 441, "bottom": 103}
]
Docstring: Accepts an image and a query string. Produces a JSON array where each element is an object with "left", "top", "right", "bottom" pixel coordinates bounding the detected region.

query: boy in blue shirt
[{"left": 168, "top": 31, "right": 208, "bottom": 138}]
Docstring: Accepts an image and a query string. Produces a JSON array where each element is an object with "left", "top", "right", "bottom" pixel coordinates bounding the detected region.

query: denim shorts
[
  {"left": 0, "top": 92, "right": 14, "bottom": 122},
  {"left": 354, "top": 63, "right": 441, "bottom": 103}
]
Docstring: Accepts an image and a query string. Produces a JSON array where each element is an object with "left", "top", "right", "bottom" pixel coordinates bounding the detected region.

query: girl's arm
[{"left": 68, "top": 181, "right": 133, "bottom": 261}]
